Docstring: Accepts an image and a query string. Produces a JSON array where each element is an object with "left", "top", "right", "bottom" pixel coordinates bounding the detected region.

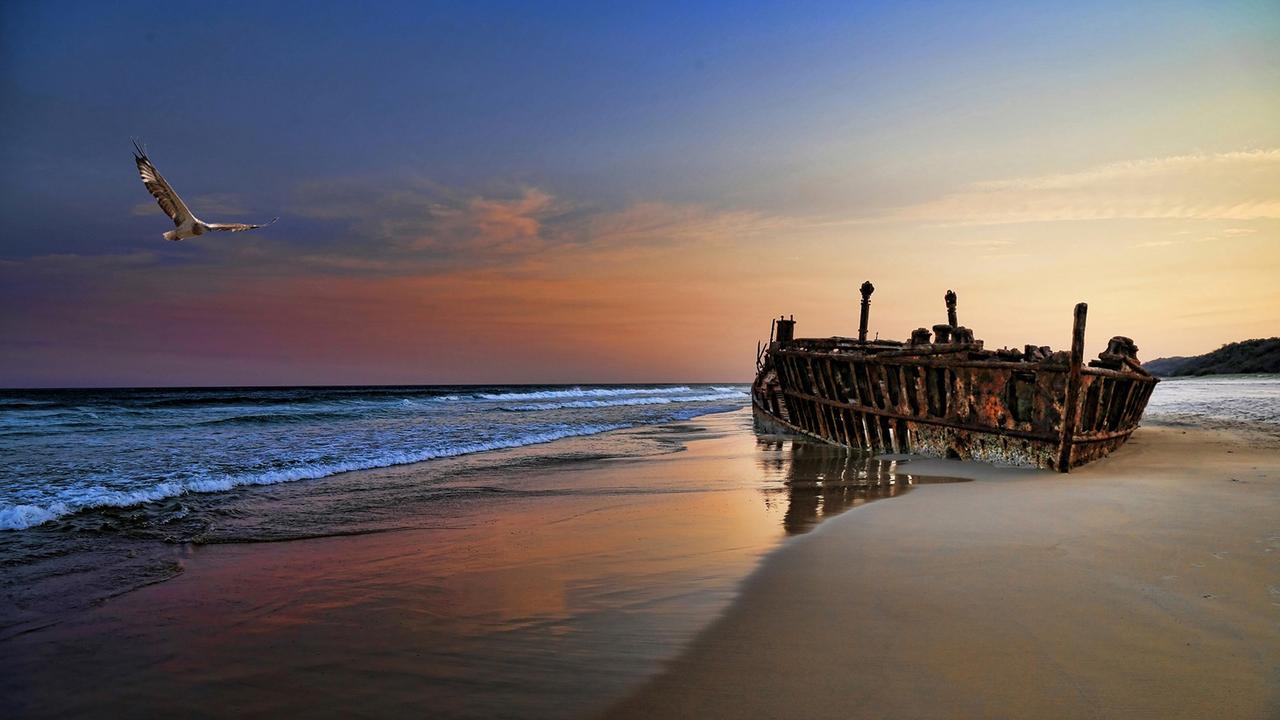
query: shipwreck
[{"left": 752, "top": 282, "right": 1158, "bottom": 472}]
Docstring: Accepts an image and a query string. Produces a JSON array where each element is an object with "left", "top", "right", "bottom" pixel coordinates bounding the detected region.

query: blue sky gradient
[{"left": 2, "top": 1, "right": 1277, "bottom": 385}]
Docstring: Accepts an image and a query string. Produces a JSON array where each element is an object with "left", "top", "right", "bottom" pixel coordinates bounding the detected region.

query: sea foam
[
  {"left": 501, "top": 391, "right": 747, "bottom": 412},
  {"left": 0, "top": 422, "right": 632, "bottom": 530},
  {"left": 476, "top": 386, "right": 696, "bottom": 401}
]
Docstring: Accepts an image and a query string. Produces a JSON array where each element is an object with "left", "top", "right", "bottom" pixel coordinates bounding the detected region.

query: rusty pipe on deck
[
  {"left": 945, "top": 290, "right": 958, "bottom": 328},
  {"left": 858, "top": 280, "right": 875, "bottom": 343},
  {"left": 775, "top": 315, "right": 795, "bottom": 343}
]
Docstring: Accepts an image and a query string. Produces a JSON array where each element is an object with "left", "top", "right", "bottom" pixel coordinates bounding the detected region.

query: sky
[{"left": 1, "top": 0, "right": 1277, "bottom": 387}]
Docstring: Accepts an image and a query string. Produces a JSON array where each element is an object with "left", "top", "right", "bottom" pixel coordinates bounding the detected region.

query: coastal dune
[{"left": 604, "top": 425, "right": 1280, "bottom": 720}]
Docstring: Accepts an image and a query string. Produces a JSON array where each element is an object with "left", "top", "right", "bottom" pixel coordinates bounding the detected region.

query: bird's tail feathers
[{"left": 163, "top": 230, "right": 181, "bottom": 241}]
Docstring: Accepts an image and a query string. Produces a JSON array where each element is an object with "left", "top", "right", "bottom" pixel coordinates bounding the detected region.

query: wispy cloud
[
  {"left": 288, "top": 179, "right": 565, "bottom": 260},
  {"left": 286, "top": 177, "right": 795, "bottom": 274},
  {"left": 868, "top": 149, "right": 1280, "bottom": 227},
  {"left": 130, "top": 193, "right": 250, "bottom": 218},
  {"left": 571, "top": 202, "right": 785, "bottom": 247},
  {"left": 946, "top": 239, "right": 1014, "bottom": 248},
  {"left": 1131, "top": 223, "right": 1265, "bottom": 248}
]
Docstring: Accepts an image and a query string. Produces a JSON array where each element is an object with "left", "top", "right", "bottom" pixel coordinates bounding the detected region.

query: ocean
[
  {"left": 0, "top": 384, "right": 748, "bottom": 532},
  {"left": 1141, "top": 374, "right": 1280, "bottom": 431}
]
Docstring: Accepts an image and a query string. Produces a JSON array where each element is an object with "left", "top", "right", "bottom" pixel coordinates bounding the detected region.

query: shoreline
[
  {"left": 0, "top": 406, "right": 747, "bottom": 639},
  {"left": 6, "top": 409, "right": 943, "bottom": 718},
  {"left": 603, "top": 423, "right": 1280, "bottom": 719},
  {"left": 6, "top": 412, "right": 1277, "bottom": 718}
]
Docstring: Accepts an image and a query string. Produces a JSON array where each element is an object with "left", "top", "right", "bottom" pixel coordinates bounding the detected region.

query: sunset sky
[{"left": 2, "top": 1, "right": 1277, "bottom": 386}]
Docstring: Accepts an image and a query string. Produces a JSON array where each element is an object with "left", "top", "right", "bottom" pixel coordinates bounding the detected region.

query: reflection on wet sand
[
  {"left": 4, "top": 411, "right": 975, "bottom": 720},
  {"left": 755, "top": 431, "right": 971, "bottom": 534}
]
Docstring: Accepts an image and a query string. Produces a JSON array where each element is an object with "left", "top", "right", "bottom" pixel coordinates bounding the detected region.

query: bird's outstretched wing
[
  {"left": 206, "top": 217, "right": 279, "bottom": 233},
  {"left": 133, "top": 141, "right": 195, "bottom": 228}
]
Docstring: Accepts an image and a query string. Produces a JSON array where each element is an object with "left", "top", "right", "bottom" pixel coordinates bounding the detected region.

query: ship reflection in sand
[{"left": 755, "top": 429, "right": 971, "bottom": 535}]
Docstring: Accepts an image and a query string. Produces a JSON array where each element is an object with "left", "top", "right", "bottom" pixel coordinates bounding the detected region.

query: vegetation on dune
[{"left": 1143, "top": 338, "right": 1280, "bottom": 377}]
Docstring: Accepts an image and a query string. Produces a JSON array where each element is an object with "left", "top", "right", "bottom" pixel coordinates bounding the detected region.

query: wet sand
[
  {"left": 4, "top": 411, "right": 942, "bottom": 719},
  {"left": 7, "top": 415, "right": 1277, "bottom": 719},
  {"left": 604, "top": 424, "right": 1280, "bottom": 720}
]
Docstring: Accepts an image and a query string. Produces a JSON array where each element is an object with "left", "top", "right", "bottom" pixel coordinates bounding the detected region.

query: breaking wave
[
  {"left": 0, "top": 384, "right": 751, "bottom": 533},
  {"left": 0, "top": 422, "right": 630, "bottom": 531},
  {"left": 501, "top": 391, "right": 746, "bottom": 412},
  {"left": 196, "top": 410, "right": 364, "bottom": 426},
  {"left": 475, "top": 386, "right": 695, "bottom": 401}
]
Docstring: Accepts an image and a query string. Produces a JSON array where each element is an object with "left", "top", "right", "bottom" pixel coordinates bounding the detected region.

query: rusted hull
[
  {"left": 753, "top": 285, "right": 1157, "bottom": 471},
  {"left": 752, "top": 346, "right": 1156, "bottom": 472}
]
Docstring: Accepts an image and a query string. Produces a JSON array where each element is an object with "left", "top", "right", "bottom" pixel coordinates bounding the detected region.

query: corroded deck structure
[{"left": 752, "top": 282, "right": 1158, "bottom": 471}]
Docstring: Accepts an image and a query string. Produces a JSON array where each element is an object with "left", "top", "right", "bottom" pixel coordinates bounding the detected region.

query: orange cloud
[
  {"left": 286, "top": 177, "right": 797, "bottom": 274},
  {"left": 468, "top": 188, "right": 556, "bottom": 245}
]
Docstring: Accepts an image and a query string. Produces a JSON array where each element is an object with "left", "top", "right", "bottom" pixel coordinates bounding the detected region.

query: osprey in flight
[{"left": 133, "top": 141, "right": 278, "bottom": 241}]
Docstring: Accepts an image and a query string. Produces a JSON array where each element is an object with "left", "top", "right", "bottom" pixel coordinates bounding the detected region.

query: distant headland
[{"left": 1144, "top": 338, "right": 1280, "bottom": 377}]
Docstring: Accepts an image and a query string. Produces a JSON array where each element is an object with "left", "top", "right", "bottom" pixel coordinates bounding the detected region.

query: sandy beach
[
  {"left": 605, "top": 424, "right": 1280, "bottom": 719},
  {"left": 5, "top": 410, "right": 1278, "bottom": 719}
]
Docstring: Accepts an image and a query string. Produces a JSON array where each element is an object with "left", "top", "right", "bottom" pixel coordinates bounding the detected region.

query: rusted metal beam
[
  {"left": 1081, "top": 366, "right": 1151, "bottom": 381},
  {"left": 1056, "top": 303, "right": 1088, "bottom": 472},
  {"left": 778, "top": 343, "right": 985, "bottom": 358},
  {"left": 1072, "top": 428, "right": 1136, "bottom": 444}
]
